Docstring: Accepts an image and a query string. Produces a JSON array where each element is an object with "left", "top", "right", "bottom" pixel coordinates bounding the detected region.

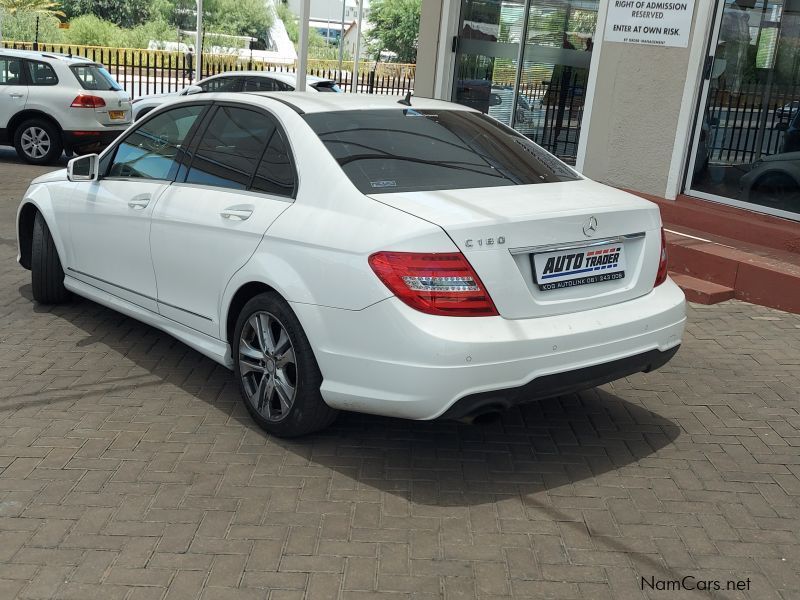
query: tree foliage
[
  {"left": 0, "top": 0, "right": 64, "bottom": 17},
  {"left": 367, "top": 0, "right": 420, "bottom": 63},
  {"left": 61, "top": 0, "right": 150, "bottom": 27}
]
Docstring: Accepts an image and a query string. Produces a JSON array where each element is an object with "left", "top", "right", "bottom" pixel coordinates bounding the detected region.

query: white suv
[{"left": 0, "top": 49, "right": 131, "bottom": 164}]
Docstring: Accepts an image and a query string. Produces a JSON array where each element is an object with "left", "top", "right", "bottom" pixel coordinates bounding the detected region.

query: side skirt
[{"left": 64, "top": 275, "right": 234, "bottom": 369}]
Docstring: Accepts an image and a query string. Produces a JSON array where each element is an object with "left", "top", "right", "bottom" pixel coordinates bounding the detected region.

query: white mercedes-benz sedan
[{"left": 16, "top": 93, "right": 686, "bottom": 437}]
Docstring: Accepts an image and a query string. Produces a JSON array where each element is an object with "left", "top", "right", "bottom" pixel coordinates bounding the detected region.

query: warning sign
[{"left": 604, "top": 1, "right": 694, "bottom": 48}]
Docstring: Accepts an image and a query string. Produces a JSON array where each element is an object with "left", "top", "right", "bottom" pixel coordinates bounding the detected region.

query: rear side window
[
  {"left": 26, "top": 61, "right": 58, "bottom": 86},
  {"left": 71, "top": 64, "right": 121, "bottom": 91},
  {"left": 303, "top": 109, "right": 579, "bottom": 194},
  {"left": 185, "top": 106, "right": 275, "bottom": 190},
  {"left": 244, "top": 77, "right": 284, "bottom": 92},
  {"left": 198, "top": 76, "right": 242, "bottom": 93},
  {"left": 251, "top": 132, "right": 295, "bottom": 196},
  {"left": 0, "top": 57, "right": 23, "bottom": 85}
]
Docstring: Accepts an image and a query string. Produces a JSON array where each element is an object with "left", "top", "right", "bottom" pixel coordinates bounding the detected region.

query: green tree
[
  {"left": 367, "top": 0, "right": 420, "bottom": 63},
  {"left": 205, "top": 0, "right": 273, "bottom": 40},
  {"left": 0, "top": 0, "right": 64, "bottom": 18},
  {"left": 62, "top": 0, "right": 151, "bottom": 28}
]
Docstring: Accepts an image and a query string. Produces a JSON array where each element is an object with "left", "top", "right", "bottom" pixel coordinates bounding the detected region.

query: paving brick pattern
[{"left": 0, "top": 153, "right": 799, "bottom": 599}]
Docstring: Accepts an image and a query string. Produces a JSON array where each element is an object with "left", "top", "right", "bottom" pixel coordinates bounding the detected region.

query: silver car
[
  {"left": 0, "top": 49, "right": 131, "bottom": 164},
  {"left": 131, "top": 71, "right": 341, "bottom": 120}
]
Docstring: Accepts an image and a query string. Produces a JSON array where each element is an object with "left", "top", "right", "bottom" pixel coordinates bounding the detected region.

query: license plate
[
  {"left": 532, "top": 242, "right": 626, "bottom": 291},
  {"left": 108, "top": 110, "right": 126, "bottom": 120}
]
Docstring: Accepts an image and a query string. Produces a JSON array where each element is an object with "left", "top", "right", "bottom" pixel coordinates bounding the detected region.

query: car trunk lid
[{"left": 370, "top": 179, "right": 663, "bottom": 319}]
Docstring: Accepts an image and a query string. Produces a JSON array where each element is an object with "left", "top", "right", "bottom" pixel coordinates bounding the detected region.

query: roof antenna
[{"left": 398, "top": 91, "right": 412, "bottom": 106}]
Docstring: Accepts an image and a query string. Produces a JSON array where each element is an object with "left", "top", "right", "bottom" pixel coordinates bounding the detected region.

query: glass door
[
  {"left": 452, "top": 0, "right": 525, "bottom": 127},
  {"left": 686, "top": 0, "right": 800, "bottom": 220},
  {"left": 518, "top": 1, "right": 598, "bottom": 160},
  {"left": 452, "top": 0, "right": 599, "bottom": 163}
]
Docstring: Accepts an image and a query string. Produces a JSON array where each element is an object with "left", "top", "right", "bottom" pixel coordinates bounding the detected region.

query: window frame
[
  {"left": 197, "top": 75, "right": 244, "bottom": 94},
  {"left": 179, "top": 100, "right": 299, "bottom": 200},
  {"left": 25, "top": 59, "right": 59, "bottom": 86},
  {"left": 100, "top": 102, "right": 211, "bottom": 182},
  {"left": 0, "top": 55, "right": 27, "bottom": 86}
]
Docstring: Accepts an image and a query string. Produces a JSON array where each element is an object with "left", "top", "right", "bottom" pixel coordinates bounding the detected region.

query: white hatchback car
[
  {"left": 16, "top": 93, "right": 686, "bottom": 437},
  {"left": 0, "top": 49, "right": 131, "bottom": 164},
  {"left": 131, "top": 71, "right": 340, "bottom": 120}
]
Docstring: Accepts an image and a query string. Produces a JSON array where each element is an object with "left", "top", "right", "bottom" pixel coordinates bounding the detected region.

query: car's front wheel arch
[{"left": 17, "top": 202, "right": 39, "bottom": 270}]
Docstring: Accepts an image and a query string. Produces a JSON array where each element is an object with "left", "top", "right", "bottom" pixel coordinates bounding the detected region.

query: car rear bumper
[
  {"left": 63, "top": 128, "right": 127, "bottom": 153},
  {"left": 291, "top": 278, "right": 686, "bottom": 420}
]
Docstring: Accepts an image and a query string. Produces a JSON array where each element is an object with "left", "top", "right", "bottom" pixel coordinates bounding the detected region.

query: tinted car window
[
  {"left": 70, "top": 64, "right": 122, "bottom": 91},
  {"left": 0, "top": 57, "right": 23, "bottom": 85},
  {"left": 312, "top": 81, "right": 341, "bottom": 93},
  {"left": 185, "top": 106, "right": 274, "bottom": 190},
  {"left": 244, "top": 77, "right": 280, "bottom": 92},
  {"left": 198, "top": 77, "right": 242, "bottom": 93},
  {"left": 26, "top": 61, "right": 58, "bottom": 86},
  {"left": 303, "top": 109, "right": 579, "bottom": 194},
  {"left": 251, "top": 131, "right": 295, "bottom": 196},
  {"left": 108, "top": 105, "right": 204, "bottom": 180}
]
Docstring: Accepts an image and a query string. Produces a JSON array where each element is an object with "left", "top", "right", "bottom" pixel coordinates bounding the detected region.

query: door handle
[
  {"left": 128, "top": 195, "right": 150, "bottom": 209},
  {"left": 220, "top": 208, "right": 253, "bottom": 221},
  {"left": 9, "top": 93, "right": 24, "bottom": 99}
]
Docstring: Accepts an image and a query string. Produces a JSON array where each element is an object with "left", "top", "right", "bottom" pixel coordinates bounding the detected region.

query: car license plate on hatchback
[
  {"left": 108, "top": 110, "right": 126, "bottom": 120},
  {"left": 533, "top": 242, "right": 626, "bottom": 291}
]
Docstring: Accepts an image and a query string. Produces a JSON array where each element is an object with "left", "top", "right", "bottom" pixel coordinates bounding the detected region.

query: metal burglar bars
[
  {"left": 0, "top": 41, "right": 416, "bottom": 99},
  {"left": 1, "top": 40, "right": 586, "bottom": 159}
]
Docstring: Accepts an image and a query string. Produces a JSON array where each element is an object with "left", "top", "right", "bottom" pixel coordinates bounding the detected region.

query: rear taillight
[
  {"left": 70, "top": 95, "right": 106, "bottom": 108},
  {"left": 368, "top": 251, "right": 499, "bottom": 317},
  {"left": 655, "top": 227, "right": 668, "bottom": 287}
]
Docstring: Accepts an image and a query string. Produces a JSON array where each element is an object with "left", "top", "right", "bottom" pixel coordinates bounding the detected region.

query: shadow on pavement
[{"left": 13, "top": 290, "right": 682, "bottom": 508}]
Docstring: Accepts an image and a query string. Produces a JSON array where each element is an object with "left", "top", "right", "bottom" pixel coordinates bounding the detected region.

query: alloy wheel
[
  {"left": 20, "top": 126, "right": 51, "bottom": 160},
  {"left": 238, "top": 311, "right": 297, "bottom": 422}
]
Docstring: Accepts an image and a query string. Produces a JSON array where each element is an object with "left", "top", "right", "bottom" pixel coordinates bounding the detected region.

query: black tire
[
  {"left": 14, "top": 118, "right": 63, "bottom": 165},
  {"left": 233, "top": 292, "right": 337, "bottom": 437},
  {"left": 31, "top": 211, "right": 70, "bottom": 304}
]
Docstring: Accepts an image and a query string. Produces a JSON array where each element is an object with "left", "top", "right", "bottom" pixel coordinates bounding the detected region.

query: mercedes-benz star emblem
[{"left": 583, "top": 216, "right": 598, "bottom": 238}]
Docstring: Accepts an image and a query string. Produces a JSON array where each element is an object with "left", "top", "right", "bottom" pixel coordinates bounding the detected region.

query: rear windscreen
[
  {"left": 302, "top": 109, "right": 579, "bottom": 194},
  {"left": 70, "top": 64, "right": 122, "bottom": 91},
  {"left": 312, "top": 81, "right": 342, "bottom": 93}
]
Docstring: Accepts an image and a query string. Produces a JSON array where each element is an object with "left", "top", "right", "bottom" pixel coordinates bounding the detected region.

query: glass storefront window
[
  {"left": 452, "top": 0, "right": 599, "bottom": 164},
  {"left": 689, "top": 0, "right": 800, "bottom": 219}
]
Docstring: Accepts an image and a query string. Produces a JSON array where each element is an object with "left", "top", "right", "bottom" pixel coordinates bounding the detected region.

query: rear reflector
[
  {"left": 655, "top": 227, "right": 668, "bottom": 286},
  {"left": 71, "top": 95, "right": 106, "bottom": 108},
  {"left": 368, "top": 251, "right": 498, "bottom": 317}
]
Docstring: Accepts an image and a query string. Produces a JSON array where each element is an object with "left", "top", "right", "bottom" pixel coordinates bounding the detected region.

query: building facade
[{"left": 416, "top": 0, "right": 800, "bottom": 222}]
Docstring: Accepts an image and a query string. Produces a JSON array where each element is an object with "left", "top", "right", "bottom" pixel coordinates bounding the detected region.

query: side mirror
[
  {"left": 67, "top": 154, "right": 99, "bottom": 182},
  {"left": 184, "top": 85, "right": 203, "bottom": 96}
]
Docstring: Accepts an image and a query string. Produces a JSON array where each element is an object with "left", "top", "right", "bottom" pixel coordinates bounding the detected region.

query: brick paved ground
[{"left": 0, "top": 152, "right": 799, "bottom": 599}]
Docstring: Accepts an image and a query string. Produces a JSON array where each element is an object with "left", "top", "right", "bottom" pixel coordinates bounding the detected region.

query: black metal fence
[
  {"left": 704, "top": 80, "right": 800, "bottom": 164},
  {"left": 0, "top": 41, "right": 416, "bottom": 99}
]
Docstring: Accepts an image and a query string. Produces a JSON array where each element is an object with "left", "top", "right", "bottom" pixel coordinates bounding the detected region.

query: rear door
[
  {"left": 150, "top": 102, "right": 295, "bottom": 337},
  {"left": 0, "top": 56, "right": 28, "bottom": 132},
  {"left": 69, "top": 63, "right": 132, "bottom": 125}
]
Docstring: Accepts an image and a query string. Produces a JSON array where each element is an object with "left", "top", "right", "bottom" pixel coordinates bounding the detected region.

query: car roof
[
  {"left": 245, "top": 92, "right": 475, "bottom": 114},
  {"left": 203, "top": 71, "right": 330, "bottom": 84},
  {"left": 0, "top": 48, "right": 92, "bottom": 64}
]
